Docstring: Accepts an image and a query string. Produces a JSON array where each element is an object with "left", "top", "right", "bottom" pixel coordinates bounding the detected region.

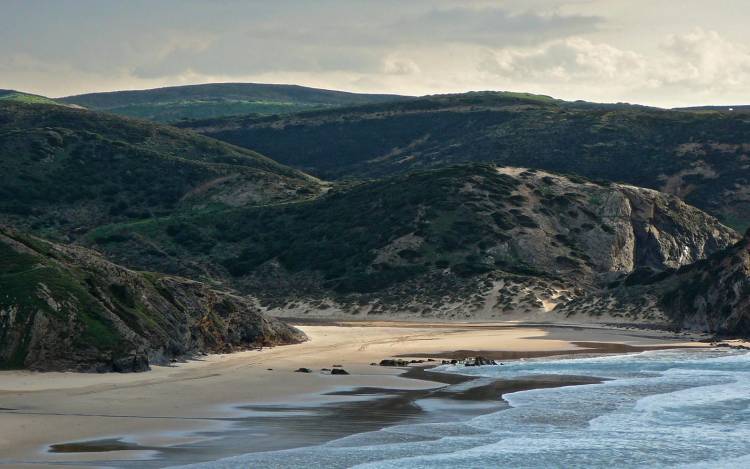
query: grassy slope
[
  {"left": 0, "top": 89, "right": 62, "bottom": 106},
  {"left": 0, "top": 102, "right": 321, "bottom": 237},
  {"left": 59, "top": 83, "right": 410, "bottom": 122},
  {"left": 183, "top": 91, "right": 750, "bottom": 231}
]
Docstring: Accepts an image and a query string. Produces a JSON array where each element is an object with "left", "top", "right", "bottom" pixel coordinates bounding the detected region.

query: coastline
[{"left": 0, "top": 321, "right": 709, "bottom": 468}]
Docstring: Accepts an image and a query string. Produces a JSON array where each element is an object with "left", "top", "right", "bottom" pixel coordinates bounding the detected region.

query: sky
[{"left": 2, "top": 0, "right": 749, "bottom": 107}]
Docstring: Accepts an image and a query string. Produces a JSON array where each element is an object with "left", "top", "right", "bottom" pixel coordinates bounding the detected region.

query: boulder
[
  {"left": 379, "top": 359, "right": 410, "bottom": 367},
  {"left": 475, "top": 356, "right": 498, "bottom": 366}
]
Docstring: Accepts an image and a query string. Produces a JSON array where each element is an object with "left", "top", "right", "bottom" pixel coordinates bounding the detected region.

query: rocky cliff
[
  {"left": 661, "top": 231, "right": 750, "bottom": 336},
  {"left": 581, "top": 230, "right": 750, "bottom": 336},
  {"left": 0, "top": 228, "right": 306, "bottom": 372}
]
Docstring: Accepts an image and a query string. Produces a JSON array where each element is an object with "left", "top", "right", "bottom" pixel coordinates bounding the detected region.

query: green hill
[
  {"left": 0, "top": 89, "right": 63, "bottom": 106},
  {"left": 0, "top": 227, "right": 306, "bottom": 371},
  {"left": 675, "top": 105, "right": 750, "bottom": 112},
  {"left": 0, "top": 102, "right": 322, "bottom": 238},
  {"left": 87, "top": 164, "right": 737, "bottom": 319},
  {"left": 59, "top": 83, "right": 410, "bottom": 122},
  {"left": 182, "top": 91, "right": 750, "bottom": 231}
]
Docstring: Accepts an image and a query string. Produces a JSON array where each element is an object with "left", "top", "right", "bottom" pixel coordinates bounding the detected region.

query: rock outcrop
[
  {"left": 0, "top": 228, "right": 306, "bottom": 372},
  {"left": 560, "top": 230, "right": 750, "bottom": 336},
  {"left": 662, "top": 231, "right": 750, "bottom": 335}
]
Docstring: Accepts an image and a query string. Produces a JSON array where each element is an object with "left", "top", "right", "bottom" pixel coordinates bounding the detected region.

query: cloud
[
  {"left": 129, "top": 5, "right": 600, "bottom": 79},
  {"left": 481, "top": 37, "right": 646, "bottom": 83},
  {"left": 0, "top": 1, "right": 602, "bottom": 94},
  {"left": 2, "top": 1, "right": 750, "bottom": 107},
  {"left": 388, "top": 7, "right": 602, "bottom": 46},
  {"left": 383, "top": 56, "right": 421, "bottom": 76},
  {"left": 478, "top": 28, "right": 750, "bottom": 104},
  {"left": 657, "top": 28, "right": 750, "bottom": 90}
]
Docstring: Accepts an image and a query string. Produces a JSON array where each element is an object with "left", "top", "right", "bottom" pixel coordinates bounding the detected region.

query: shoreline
[
  {"left": 46, "top": 368, "right": 605, "bottom": 467},
  {"left": 0, "top": 320, "right": 710, "bottom": 468}
]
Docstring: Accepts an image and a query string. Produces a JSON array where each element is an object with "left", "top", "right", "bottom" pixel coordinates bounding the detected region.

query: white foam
[{"left": 168, "top": 349, "right": 750, "bottom": 469}]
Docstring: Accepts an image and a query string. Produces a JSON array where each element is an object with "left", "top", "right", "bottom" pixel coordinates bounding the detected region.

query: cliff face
[
  {"left": 0, "top": 228, "right": 306, "bottom": 372},
  {"left": 611, "top": 185, "right": 737, "bottom": 271},
  {"left": 559, "top": 230, "right": 750, "bottom": 337},
  {"left": 656, "top": 231, "right": 750, "bottom": 336},
  {"left": 474, "top": 171, "right": 739, "bottom": 280}
]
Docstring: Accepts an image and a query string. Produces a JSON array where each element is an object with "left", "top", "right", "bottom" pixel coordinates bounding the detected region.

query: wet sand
[
  {"left": 398, "top": 340, "right": 696, "bottom": 361},
  {"left": 45, "top": 369, "right": 605, "bottom": 468},
  {"left": 0, "top": 320, "right": 706, "bottom": 468}
]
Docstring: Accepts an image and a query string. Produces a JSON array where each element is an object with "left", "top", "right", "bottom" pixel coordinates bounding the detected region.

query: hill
[
  {"left": 674, "top": 105, "right": 750, "bottom": 112},
  {"left": 59, "top": 83, "right": 410, "bottom": 122},
  {"left": 0, "top": 89, "right": 63, "bottom": 106},
  {"left": 182, "top": 91, "right": 750, "bottom": 231},
  {"left": 86, "top": 164, "right": 738, "bottom": 320},
  {"left": 0, "top": 227, "right": 306, "bottom": 372},
  {"left": 0, "top": 102, "right": 323, "bottom": 238}
]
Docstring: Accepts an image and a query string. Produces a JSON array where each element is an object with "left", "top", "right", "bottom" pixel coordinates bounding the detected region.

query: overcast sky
[{"left": 2, "top": 0, "right": 749, "bottom": 107}]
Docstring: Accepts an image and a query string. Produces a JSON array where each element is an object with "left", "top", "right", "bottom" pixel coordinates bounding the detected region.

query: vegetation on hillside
[
  {"left": 88, "top": 164, "right": 736, "bottom": 302},
  {"left": 60, "top": 83, "right": 409, "bottom": 122},
  {"left": 0, "top": 102, "right": 321, "bottom": 237},
  {"left": 0, "top": 89, "right": 62, "bottom": 106},
  {"left": 183, "top": 91, "right": 750, "bottom": 231}
]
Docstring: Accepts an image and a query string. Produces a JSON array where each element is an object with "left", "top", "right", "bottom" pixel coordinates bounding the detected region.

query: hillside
[
  {"left": 182, "top": 91, "right": 750, "bottom": 231},
  {"left": 560, "top": 229, "right": 750, "bottom": 337},
  {"left": 675, "top": 105, "right": 750, "bottom": 112},
  {"left": 0, "top": 89, "right": 63, "bottom": 106},
  {"left": 60, "top": 83, "right": 410, "bottom": 122},
  {"left": 0, "top": 227, "right": 306, "bottom": 372},
  {"left": 0, "top": 102, "right": 323, "bottom": 238},
  {"left": 87, "top": 164, "right": 738, "bottom": 319}
]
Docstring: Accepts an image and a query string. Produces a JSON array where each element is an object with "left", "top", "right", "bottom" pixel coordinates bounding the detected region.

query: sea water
[{"left": 172, "top": 349, "right": 750, "bottom": 468}]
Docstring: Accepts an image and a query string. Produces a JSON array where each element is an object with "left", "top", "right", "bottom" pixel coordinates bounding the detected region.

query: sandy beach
[{"left": 0, "top": 321, "right": 708, "bottom": 468}]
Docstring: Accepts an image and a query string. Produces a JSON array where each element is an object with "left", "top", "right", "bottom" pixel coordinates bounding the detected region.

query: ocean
[{"left": 172, "top": 348, "right": 750, "bottom": 468}]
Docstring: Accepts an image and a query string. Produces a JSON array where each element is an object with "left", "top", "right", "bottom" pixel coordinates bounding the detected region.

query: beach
[{"left": 0, "top": 321, "right": 708, "bottom": 468}]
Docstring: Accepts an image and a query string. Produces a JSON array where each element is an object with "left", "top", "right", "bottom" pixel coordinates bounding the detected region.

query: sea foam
[{"left": 170, "top": 349, "right": 750, "bottom": 469}]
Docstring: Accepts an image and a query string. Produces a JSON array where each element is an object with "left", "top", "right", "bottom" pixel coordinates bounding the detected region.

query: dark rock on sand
[
  {"left": 330, "top": 368, "right": 350, "bottom": 375},
  {"left": 379, "top": 359, "right": 411, "bottom": 367}
]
